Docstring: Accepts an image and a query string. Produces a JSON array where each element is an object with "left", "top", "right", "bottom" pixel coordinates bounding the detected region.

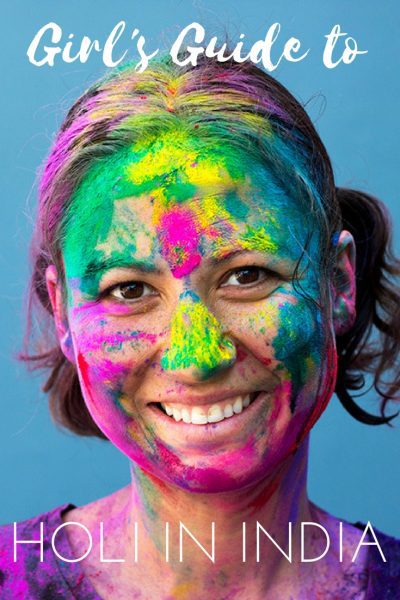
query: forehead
[{"left": 62, "top": 133, "right": 319, "bottom": 279}]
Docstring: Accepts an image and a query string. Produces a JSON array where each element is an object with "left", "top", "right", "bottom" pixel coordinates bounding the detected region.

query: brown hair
[{"left": 22, "top": 54, "right": 400, "bottom": 437}]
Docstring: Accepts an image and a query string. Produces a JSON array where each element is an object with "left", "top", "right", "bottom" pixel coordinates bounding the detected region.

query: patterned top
[{"left": 0, "top": 504, "right": 399, "bottom": 599}]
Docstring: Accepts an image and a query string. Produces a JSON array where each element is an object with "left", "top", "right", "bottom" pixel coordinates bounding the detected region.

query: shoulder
[
  {"left": 309, "top": 505, "right": 400, "bottom": 597},
  {"left": 0, "top": 492, "right": 129, "bottom": 600},
  {"left": 0, "top": 503, "right": 93, "bottom": 600},
  {"left": 363, "top": 525, "right": 400, "bottom": 598}
]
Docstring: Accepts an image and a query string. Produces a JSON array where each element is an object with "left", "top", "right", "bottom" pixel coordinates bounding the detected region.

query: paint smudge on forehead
[
  {"left": 157, "top": 207, "right": 202, "bottom": 278},
  {"left": 62, "top": 126, "right": 322, "bottom": 311},
  {"left": 94, "top": 196, "right": 154, "bottom": 260},
  {"left": 239, "top": 224, "right": 278, "bottom": 254},
  {"left": 63, "top": 141, "right": 267, "bottom": 281}
]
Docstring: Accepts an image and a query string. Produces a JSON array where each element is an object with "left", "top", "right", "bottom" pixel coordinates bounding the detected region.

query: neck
[{"left": 121, "top": 437, "right": 318, "bottom": 597}]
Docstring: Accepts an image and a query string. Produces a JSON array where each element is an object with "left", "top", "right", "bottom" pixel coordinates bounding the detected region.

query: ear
[
  {"left": 45, "top": 265, "right": 75, "bottom": 363},
  {"left": 331, "top": 230, "right": 356, "bottom": 336}
]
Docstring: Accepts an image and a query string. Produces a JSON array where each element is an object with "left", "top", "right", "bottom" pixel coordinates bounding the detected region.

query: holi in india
[{"left": 1, "top": 49, "right": 400, "bottom": 599}]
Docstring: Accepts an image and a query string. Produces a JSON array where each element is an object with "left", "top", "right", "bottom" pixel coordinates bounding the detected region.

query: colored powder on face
[
  {"left": 160, "top": 291, "right": 236, "bottom": 379},
  {"left": 272, "top": 297, "right": 323, "bottom": 412},
  {"left": 157, "top": 207, "right": 202, "bottom": 278},
  {"left": 62, "top": 133, "right": 248, "bottom": 287},
  {"left": 239, "top": 223, "right": 278, "bottom": 254},
  {"left": 151, "top": 437, "right": 243, "bottom": 491},
  {"left": 74, "top": 328, "right": 159, "bottom": 355},
  {"left": 127, "top": 130, "right": 198, "bottom": 187},
  {"left": 222, "top": 190, "right": 250, "bottom": 221},
  {"left": 63, "top": 127, "right": 323, "bottom": 334},
  {"left": 127, "top": 128, "right": 250, "bottom": 188},
  {"left": 62, "top": 149, "right": 136, "bottom": 288}
]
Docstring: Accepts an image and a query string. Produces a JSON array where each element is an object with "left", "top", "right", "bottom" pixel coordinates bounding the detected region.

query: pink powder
[{"left": 157, "top": 208, "right": 202, "bottom": 278}]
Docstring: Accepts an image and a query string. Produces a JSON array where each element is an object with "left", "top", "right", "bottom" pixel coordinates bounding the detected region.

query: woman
[{"left": 1, "top": 54, "right": 399, "bottom": 598}]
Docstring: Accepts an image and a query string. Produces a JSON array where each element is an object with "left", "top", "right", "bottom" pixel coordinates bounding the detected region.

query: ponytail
[{"left": 335, "top": 188, "right": 400, "bottom": 424}]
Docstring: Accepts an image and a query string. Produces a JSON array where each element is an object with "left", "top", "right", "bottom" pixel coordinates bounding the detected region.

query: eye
[
  {"left": 220, "top": 266, "right": 276, "bottom": 288},
  {"left": 106, "top": 281, "right": 155, "bottom": 301}
]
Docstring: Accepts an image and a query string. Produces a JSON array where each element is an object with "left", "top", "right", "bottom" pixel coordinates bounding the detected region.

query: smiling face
[{"left": 48, "top": 132, "right": 342, "bottom": 493}]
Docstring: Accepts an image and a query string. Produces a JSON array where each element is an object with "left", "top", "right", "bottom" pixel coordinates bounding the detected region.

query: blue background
[{"left": 1, "top": 1, "right": 399, "bottom": 536}]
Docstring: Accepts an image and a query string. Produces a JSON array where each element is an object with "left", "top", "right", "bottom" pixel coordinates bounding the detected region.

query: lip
[{"left": 144, "top": 390, "right": 272, "bottom": 448}]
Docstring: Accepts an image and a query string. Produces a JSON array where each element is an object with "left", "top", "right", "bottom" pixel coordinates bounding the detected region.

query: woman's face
[{"left": 49, "top": 133, "right": 347, "bottom": 493}]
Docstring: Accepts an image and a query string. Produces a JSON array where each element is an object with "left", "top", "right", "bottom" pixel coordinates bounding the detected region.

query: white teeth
[
  {"left": 207, "top": 404, "right": 224, "bottom": 423},
  {"left": 172, "top": 407, "right": 182, "bottom": 422},
  {"left": 223, "top": 403, "right": 234, "bottom": 418},
  {"left": 233, "top": 396, "right": 243, "bottom": 414},
  {"left": 181, "top": 407, "right": 191, "bottom": 424},
  {"left": 191, "top": 407, "right": 208, "bottom": 425},
  {"left": 160, "top": 393, "right": 258, "bottom": 425},
  {"left": 162, "top": 403, "right": 173, "bottom": 416}
]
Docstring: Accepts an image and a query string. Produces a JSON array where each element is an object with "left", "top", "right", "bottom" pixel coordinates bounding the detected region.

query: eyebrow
[
  {"left": 83, "top": 248, "right": 276, "bottom": 280},
  {"left": 83, "top": 257, "right": 163, "bottom": 279},
  {"left": 207, "top": 249, "right": 254, "bottom": 267}
]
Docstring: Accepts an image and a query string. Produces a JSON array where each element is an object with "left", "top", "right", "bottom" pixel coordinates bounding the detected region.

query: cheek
[
  {"left": 226, "top": 293, "right": 330, "bottom": 406},
  {"left": 73, "top": 332, "right": 165, "bottom": 471},
  {"left": 268, "top": 294, "right": 338, "bottom": 445},
  {"left": 69, "top": 301, "right": 162, "bottom": 368},
  {"left": 68, "top": 306, "right": 160, "bottom": 430},
  {"left": 231, "top": 294, "right": 335, "bottom": 458},
  {"left": 272, "top": 297, "right": 326, "bottom": 397}
]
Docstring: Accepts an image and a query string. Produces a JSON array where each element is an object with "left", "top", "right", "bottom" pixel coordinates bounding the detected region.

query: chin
[{"left": 127, "top": 442, "right": 299, "bottom": 495}]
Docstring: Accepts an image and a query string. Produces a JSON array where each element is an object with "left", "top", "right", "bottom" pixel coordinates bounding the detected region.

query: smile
[{"left": 157, "top": 392, "right": 260, "bottom": 425}]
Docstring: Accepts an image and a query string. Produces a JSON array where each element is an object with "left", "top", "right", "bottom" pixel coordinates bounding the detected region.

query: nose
[{"left": 160, "top": 291, "right": 237, "bottom": 382}]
